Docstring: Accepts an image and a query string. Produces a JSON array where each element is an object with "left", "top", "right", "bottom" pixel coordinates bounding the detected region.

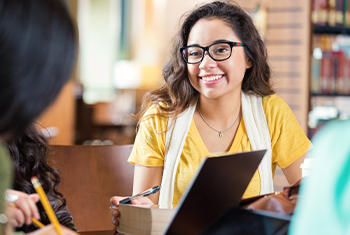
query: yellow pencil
[
  {"left": 31, "top": 217, "right": 45, "bottom": 228},
  {"left": 31, "top": 176, "right": 63, "bottom": 235},
  {"left": 13, "top": 205, "right": 45, "bottom": 228}
]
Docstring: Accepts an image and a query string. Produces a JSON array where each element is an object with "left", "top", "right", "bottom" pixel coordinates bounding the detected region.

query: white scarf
[{"left": 158, "top": 91, "right": 273, "bottom": 209}]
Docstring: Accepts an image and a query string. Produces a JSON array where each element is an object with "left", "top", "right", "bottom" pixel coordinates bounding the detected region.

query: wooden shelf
[
  {"left": 311, "top": 93, "right": 350, "bottom": 97},
  {"left": 313, "top": 24, "right": 350, "bottom": 34}
]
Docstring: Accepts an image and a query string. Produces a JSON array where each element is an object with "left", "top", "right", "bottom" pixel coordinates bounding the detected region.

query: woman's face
[{"left": 186, "top": 18, "right": 251, "bottom": 101}]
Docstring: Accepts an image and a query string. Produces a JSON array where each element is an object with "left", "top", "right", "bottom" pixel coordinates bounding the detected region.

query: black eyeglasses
[{"left": 179, "top": 41, "right": 244, "bottom": 64}]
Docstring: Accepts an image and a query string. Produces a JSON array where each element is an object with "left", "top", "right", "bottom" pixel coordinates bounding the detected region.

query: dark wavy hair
[
  {"left": 5, "top": 124, "right": 69, "bottom": 232},
  {"left": 0, "top": 0, "right": 76, "bottom": 138},
  {"left": 136, "top": 0, "right": 274, "bottom": 121}
]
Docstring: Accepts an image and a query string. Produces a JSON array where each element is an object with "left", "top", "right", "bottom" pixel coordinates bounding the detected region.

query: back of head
[
  {"left": 0, "top": 0, "right": 76, "bottom": 137},
  {"left": 6, "top": 123, "right": 71, "bottom": 232}
]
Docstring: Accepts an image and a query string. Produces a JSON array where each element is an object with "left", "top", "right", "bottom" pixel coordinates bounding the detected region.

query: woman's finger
[
  {"left": 131, "top": 197, "right": 153, "bottom": 205},
  {"left": 111, "top": 209, "right": 119, "bottom": 217},
  {"left": 110, "top": 196, "right": 127, "bottom": 206},
  {"left": 14, "top": 197, "right": 32, "bottom": 225},
  {"left": 9, "top": 207, "right": 25, "bottom": 227},
  {"left": 112, "top": 216, "right": 119, "bottom": 226},
  {"left": 28, "top": 193, "right": 40, "bottom": 203},
  {"left": 26, "top": 194, "right": 40, "bottom": 220}
]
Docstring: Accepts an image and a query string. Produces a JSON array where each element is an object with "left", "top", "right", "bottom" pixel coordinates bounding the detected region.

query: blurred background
[{"left": 36, "top": 0, "right": 350, "bottom": 146}]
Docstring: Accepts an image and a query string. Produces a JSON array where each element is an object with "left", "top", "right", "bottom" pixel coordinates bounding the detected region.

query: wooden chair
[{"left": 50, "top": 145, "right": 134, "bottom": 232}]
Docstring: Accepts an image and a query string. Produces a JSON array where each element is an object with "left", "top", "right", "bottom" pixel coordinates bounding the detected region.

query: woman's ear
[{"left": 246, "top": 59, "right": 252, "bottom": 69}]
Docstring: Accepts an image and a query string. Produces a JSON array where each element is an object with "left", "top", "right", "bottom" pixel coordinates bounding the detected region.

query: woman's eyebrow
[
  {"left": 187, "top": 39, "right": 232, "bottom": 47},
  {"left": 187, "top": 43, "right": 201, "bottom": 47},
  {"left": 212, "top": 39, "right": 231, "bottom": 44}
]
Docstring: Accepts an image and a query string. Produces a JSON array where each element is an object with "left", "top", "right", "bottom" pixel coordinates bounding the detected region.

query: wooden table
[{"left": 79, "top": 230, "right": 117, "bottom": 235}]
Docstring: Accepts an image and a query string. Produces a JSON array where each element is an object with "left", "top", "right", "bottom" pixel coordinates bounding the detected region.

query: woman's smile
[{"left": 199, "top": 74, "right": 224, "bottom": 85}]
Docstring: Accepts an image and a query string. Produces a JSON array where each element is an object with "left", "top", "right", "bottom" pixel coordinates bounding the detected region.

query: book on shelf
[
  {"left": 345, "top": 56, "right": 350, "bottom": 94},
  {"left": 320, "top": 51, "right": 334, "bottom": 94},
  {"left": 334, "top": 50, "right": 347, "bottom": 94},
  {"left": 312, "top": 42, "right": 350, "bottom": 96},
  {"left": 329, "top": 0, "right": 337, "bottom": 26},
  {"left": 117, "top": 204, "right": 176, "bottom": 235},
  {"left": 311, "top": 57, "right": 321, "bottom": 94},
  {"left": 335, "top": 0, "right": 345, "bottom": 27},
  {"left": 345, "top": 0, "right": 350, "bottom": 26},
  {"left": 312, "top": 0, "right": 350, "bottom": 27}
]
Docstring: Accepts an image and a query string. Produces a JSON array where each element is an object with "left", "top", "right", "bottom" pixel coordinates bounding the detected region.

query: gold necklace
[{"left": 198, "top": 107, "right": 240, "bottom": 138}]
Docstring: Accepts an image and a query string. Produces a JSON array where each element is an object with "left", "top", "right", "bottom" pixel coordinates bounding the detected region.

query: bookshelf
[
  {"left": 314, "top": 24, "right": 350, "bottom": 34},
  {"left": 311, "top": 93, "right": 350, "bottom": 96},
  {"left": 310, "top": 0, "right": 350, "bottom": 138}
]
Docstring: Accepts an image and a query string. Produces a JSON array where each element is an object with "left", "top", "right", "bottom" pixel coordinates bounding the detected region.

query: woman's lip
[{"left": 199, "top": 75, "right": 224, "bottom": 85}]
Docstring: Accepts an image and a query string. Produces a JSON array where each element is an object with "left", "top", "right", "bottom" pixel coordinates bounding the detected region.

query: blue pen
[{"left": 110, "top": 185, "right": 161, "bottom": 209}]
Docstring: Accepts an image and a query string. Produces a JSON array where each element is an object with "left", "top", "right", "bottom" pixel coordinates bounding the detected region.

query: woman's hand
[
  {"left": 26, "top": 224, "right": 78, "bottom": 235},
  {"left": 6, "top": 189, "right": 40, "bottom": 227},
  {"left": 110, "top": 196, "right": 153, "bottom": 231}
]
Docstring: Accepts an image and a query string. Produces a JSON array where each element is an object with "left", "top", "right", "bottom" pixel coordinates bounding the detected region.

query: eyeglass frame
[{"left": 179, "top": 41, "right": 245, "bottom": 64}]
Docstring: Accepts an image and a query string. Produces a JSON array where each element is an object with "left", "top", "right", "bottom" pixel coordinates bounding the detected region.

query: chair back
[{"left": 50, "top": 144, "right": 134, "bottom": 232}]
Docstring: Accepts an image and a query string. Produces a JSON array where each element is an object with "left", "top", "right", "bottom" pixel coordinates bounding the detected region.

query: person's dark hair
[
  {"left": 137, "top": 0, "right": 274, "bottom": 121},
  {"left": 0, "top": 0, "right": 76, "bottom": 137},
  {"left": 6, "top": 124, "right": 75, "bottom": 233}
]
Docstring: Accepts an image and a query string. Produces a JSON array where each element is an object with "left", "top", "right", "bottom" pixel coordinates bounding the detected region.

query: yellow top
[{"left": 128, "top": 95, "right": 311, "bottom": 206}]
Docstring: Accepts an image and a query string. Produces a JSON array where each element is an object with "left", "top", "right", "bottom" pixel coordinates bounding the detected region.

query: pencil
[
  {"left": 13, "top": 205, "right": 45, "bottom": 228},
  {"left": 31, "top": 217, "right": 45, "bottom": 228},
  {"left": 31, "top": 176, "right": 63, "bottom": 235}
]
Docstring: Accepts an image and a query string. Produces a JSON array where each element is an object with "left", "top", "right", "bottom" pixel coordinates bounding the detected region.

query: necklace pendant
[{"left": 219, "top": 132, "right": 223, "bottom": 138}]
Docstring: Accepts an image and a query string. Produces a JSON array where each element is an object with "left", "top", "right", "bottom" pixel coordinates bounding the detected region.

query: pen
[
  {"left": 31, "top": 176, "right": 63, "bottom": 235},
  {"left": 110, "top": 185, "right": 161, "bottom": 209}
]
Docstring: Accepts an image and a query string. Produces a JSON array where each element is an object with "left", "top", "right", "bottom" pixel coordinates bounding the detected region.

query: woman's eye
[
  {"left": 189, "top": 51, "right": 202, "bottom": 57},
  {"left": 215, "top": 48, "right": 228, "bottom": 53}
]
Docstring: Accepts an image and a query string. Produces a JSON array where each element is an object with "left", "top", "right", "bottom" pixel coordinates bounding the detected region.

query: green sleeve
[{"left": 0, "top": 144, "right": 13, "bottom": 234}]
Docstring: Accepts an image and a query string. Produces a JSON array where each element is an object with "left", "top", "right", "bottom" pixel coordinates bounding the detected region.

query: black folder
[{"left": 164, "top": 150, "right": 267, "bottom": 235}]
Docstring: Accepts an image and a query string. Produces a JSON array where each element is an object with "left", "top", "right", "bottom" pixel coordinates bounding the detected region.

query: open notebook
[{"left": 164, "top": 149, "right": 267, "bottom": 235}]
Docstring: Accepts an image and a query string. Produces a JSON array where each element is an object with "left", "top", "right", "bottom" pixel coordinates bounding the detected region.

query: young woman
[
  {"left": 5, "top": 124, "right": 77, "bottom": 233},
  {"left": 111, "top": 0, "right": 311, "bottom": 229},
  {"left": 0, "top": 0, "right": 77, "bottom": 234}
]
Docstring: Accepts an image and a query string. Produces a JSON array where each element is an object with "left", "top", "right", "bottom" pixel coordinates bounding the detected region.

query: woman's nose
[{"left": 199, "top": 52, "right": 217, "bottom": 70}]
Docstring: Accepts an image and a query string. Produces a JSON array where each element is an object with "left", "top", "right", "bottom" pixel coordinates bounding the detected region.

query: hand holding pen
[
  {"left": 110, "top": 186, "right": 160, "bottom": 231},
  {"left": 110, "top": 185, "right": 161, "bottom": 209}
]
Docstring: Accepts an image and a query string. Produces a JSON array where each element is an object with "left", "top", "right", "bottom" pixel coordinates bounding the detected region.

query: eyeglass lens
[{"left": 183, "top": 43, "right": 232, "bottom": 63}]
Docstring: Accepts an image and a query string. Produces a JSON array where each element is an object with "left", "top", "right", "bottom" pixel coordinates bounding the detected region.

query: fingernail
[{"left": 131, "top": 199, "right": 139, "bottom": 204}]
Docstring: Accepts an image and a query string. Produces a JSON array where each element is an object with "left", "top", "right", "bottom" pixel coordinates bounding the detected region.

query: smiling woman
[{"left": 110, "top": 0, "right": 311, "bottom": 231}]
